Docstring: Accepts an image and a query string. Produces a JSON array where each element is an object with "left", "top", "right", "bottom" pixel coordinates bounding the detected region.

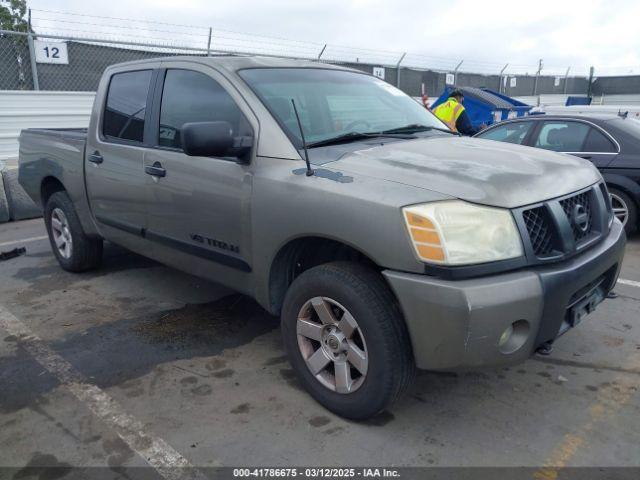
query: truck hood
[{"left": 323, "top": 136, "right": 601, "bottom": 208}]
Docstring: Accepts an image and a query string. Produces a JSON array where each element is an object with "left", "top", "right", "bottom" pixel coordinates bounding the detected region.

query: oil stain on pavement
[{"left": 0, "top": 294, "right": 279, "bottom": 414}]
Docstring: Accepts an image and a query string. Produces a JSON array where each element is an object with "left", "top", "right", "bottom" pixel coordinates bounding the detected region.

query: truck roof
[{"left": 105, "top": 54, "right": 360, "bottom": 74}]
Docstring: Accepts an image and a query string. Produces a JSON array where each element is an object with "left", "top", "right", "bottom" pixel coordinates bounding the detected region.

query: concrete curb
[{"left": 1, "top": 167, "right": 42, "bottom": 222}]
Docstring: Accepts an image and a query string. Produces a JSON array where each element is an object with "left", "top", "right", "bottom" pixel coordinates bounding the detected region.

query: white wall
[{"left": 0, "top": 90, "right": 95, "bottom": 167}]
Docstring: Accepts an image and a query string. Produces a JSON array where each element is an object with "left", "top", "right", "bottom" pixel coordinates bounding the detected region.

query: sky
[{"left": 24, "top": 0, "right": 640, "bottom": 76}]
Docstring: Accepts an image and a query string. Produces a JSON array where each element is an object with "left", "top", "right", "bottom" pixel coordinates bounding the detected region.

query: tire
[
  {"left": 281, "top": 261, "right": 415, "bottom": 420},
  {"left": 608, "top": 187, "right": 637, "bottom": 235},
  {"left": 44, "top": 191, "right": 103, "bottom": 272}
]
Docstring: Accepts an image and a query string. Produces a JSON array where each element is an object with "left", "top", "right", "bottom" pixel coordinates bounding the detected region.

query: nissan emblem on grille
[{"left": 572, "top": 204, "right": 590, "bottom": 233}]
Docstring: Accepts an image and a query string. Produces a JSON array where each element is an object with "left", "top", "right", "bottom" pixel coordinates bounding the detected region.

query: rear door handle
[
  {"left": 89, "top": 151, "right": 103, "bottom": 164},
  {"left": 145, "top": 162, "right": 166, "bottom": 178}
]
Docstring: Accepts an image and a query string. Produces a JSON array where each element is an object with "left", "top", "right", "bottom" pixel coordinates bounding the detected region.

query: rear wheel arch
[
  {"left": 40, "top": 176, "right": 66, "bottom": 208},
  {"left": 601, "top": 173, "right": 640, "bottom": 203}
]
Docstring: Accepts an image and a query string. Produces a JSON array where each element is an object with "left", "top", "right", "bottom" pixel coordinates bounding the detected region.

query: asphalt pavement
[{"left": 0, "top": 219, "right": 639, "bottom": 476}]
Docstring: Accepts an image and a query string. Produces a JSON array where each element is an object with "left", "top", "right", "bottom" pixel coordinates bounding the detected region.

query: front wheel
[
  {"left": 281, "top": 262, "right": 414, "bottom": 420},
  {"left": 44, "top": 191, "right": 103, "bottom": 272}
]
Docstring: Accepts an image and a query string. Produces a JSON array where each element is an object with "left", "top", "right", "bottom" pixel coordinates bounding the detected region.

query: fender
[{"left": 600, "top": 171, "right": 640, "bottom": 204}]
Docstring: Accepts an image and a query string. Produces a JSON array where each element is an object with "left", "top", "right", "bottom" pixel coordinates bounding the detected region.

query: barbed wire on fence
[
  {"left": 14, "top": 7, "right": 639, "bottom": 77},
  {"left": 27, "top": 8, "right": 551, "bottom": 75},
  {"left": 0, "top": 8, "right": 637, "bottom": 96}
]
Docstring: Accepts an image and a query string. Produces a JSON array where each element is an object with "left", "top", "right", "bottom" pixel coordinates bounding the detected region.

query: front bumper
[{"left": 383, "top": 220, "right": 626, "bottom": 370}]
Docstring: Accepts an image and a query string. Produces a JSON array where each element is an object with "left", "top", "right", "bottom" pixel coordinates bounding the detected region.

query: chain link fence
[
  {"left": 1, "top": 28, "right": 638, "bottom": 97},
  {"left": 0, "top": 33, "right": 35, "bottom": 90},
  {"left": 0, "top": 30, "right": 213, "bottom": 91}
]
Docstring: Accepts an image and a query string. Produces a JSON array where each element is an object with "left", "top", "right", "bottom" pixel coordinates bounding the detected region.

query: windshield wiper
[
  {"left": 307, "top": 131, "right": 415, "bottom": 148},
  {"left": 380, "top": 124, "right": 455, "bottom": 135}
]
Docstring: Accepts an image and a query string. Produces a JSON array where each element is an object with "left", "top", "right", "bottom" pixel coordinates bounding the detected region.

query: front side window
[
  {"left": 477, "top": 121, "right": 532, "bottom": 145},
  {"left": 534, "top": 121, "right": 590, "bottom": 152},
  {"left": 239, "top": 68, "right": 446, "bottom": 147},
  {"left": 103, "top": 70, "right": 152, "bottom": 143},
  {"left": 158, "top": 69, "right": 250, "bottom": 150}
]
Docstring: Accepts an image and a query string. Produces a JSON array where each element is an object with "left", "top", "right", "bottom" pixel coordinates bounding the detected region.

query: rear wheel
[
  {"left": 609, "top": 187, "right": 637, "bottom": 234},
  {"left": 44, "top": 191, "right": 103, "bottom": 272},
  {"left": 281, "top": 261, "right": 414, "bottom": 420}
]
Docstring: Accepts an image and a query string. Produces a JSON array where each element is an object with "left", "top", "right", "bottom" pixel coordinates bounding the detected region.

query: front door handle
[
  {"left": 89, "top": 151, "right": 103, "bottom": 164},
  {"left": 145, "top": 162, "right": 166, "bottom": 178}
]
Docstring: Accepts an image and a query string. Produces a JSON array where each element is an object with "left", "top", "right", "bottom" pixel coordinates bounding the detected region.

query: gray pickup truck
[{"left": 19, "top": 56, "right": 626, "bottom": 419}]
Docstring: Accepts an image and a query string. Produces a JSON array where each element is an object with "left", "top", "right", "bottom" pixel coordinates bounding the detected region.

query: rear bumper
[{"left": 383, "top": 220, "right": 626, "bottom": 370}]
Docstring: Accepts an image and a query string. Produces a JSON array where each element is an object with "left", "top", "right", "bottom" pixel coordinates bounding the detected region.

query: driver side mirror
[{"left": 182, "top": 121, "right": 252, "bottom": 161}]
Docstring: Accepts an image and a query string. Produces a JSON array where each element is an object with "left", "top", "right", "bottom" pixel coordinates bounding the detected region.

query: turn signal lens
[{"left": 402, "top": 201, "right": 523, "bottom": 265}]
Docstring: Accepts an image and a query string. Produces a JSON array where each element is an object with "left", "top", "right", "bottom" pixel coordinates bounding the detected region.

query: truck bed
[
  {"left": 23, "top": 127, "right": 88, "bottom": 141},
  {"left": 18, "top": 127, "right": 89, "bottom": 218}
]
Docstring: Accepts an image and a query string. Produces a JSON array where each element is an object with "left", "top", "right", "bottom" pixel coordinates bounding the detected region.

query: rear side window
[
  {"left": 477, "top": 121, "right": 532, "bottom": 144},
  {"left": 103, "top": 70, "right": 152, "bottom": 143},
  {"left": 534, "top": 121, "right": 590, "bottom": 152},
  {"left": 583, "top": 127, "right": 617, "bottom": 153},
  {"left": 158, "top": 69, "right": 250, "bottom": 150}
]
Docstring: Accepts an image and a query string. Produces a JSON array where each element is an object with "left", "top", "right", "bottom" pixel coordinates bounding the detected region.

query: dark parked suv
[{"left": 475, "top": 114, "right": 640, "bottom": 234}]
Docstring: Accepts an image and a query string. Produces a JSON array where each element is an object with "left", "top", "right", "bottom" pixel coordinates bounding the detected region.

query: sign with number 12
[{"left": 34, "top": 41, "right": 69, "bottom": 64}]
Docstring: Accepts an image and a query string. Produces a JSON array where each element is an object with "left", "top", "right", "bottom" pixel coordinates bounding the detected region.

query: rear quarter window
[{"left": 583, "top": 127, "right": 617, "bottom": 153}]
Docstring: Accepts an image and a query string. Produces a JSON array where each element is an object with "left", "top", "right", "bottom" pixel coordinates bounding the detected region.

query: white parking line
[
  {"left": 0, "top": 304, "right": 212, "bottom": 479},
  {"left": 0, "top": 235, "right": 49, "bottom": 248},
  {"left": 618, "top": 278, "right": 640, "bottom": 289}
]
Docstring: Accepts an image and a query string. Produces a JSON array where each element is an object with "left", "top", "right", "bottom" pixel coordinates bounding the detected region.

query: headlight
[{"left": 403, "top": 200, "right": 523, "bottom": 265}]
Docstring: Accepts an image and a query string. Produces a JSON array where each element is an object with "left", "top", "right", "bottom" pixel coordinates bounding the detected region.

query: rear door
[
  {"left": 85, "top": 66, "right": 159, "bottom": 251},
  {"left": 529, "top": 120, "right": 618, "bottom": 168},
  {"left": 142, "top": 64, "right": 256, "bottom": 290}
]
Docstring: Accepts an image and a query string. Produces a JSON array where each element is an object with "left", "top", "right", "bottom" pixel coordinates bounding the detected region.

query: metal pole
[
  {"left": 533, "top": 58, "right": 543, "bottom": 96},
  {"left": 206, "top": 27, "right": 212, "bottom": 56},
  {"left": 317, "top": 44, "right": 327, "bottom": 60},
  {"left": 587, "top": 66, "right": 595, "bottom": 99},
  {"left": 453, "top": 59, "right": 463, "bottom": 85},
  {"left": 563, "top": 66, "right": 570, "bottom": 94},
  {"left": 27, "top": 31, "right": 39, "bottom": 91},
  {"left": 396, "top": 52, "right": 406, "bottom": 87},
  {"left": 499, "top": 63, "right": 508, "bottom": 93}
]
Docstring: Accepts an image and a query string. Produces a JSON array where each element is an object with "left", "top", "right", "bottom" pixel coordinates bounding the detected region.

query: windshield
[{"left": 239, "top": 68, "right": 447, "bottom": 147}]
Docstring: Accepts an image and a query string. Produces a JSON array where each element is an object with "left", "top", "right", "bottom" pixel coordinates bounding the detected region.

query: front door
[{"left": 143, "top": 66, "right": 256, "bottom": 291}]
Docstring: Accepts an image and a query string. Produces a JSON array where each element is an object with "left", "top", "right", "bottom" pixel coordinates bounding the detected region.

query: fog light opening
[{"left": 498, "top": 320, "right": 530, "bottom": 354}]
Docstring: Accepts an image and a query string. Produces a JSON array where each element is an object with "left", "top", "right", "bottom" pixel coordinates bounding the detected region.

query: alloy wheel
[
  {"left": 296, "top": 297, "right": 368, "bottom": 394},
  {"left": 610, "top": 192, "right": 629, "bottom": 226},
  {"left": 51, "top": 208, "right": 73, "bottom": 259}
]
